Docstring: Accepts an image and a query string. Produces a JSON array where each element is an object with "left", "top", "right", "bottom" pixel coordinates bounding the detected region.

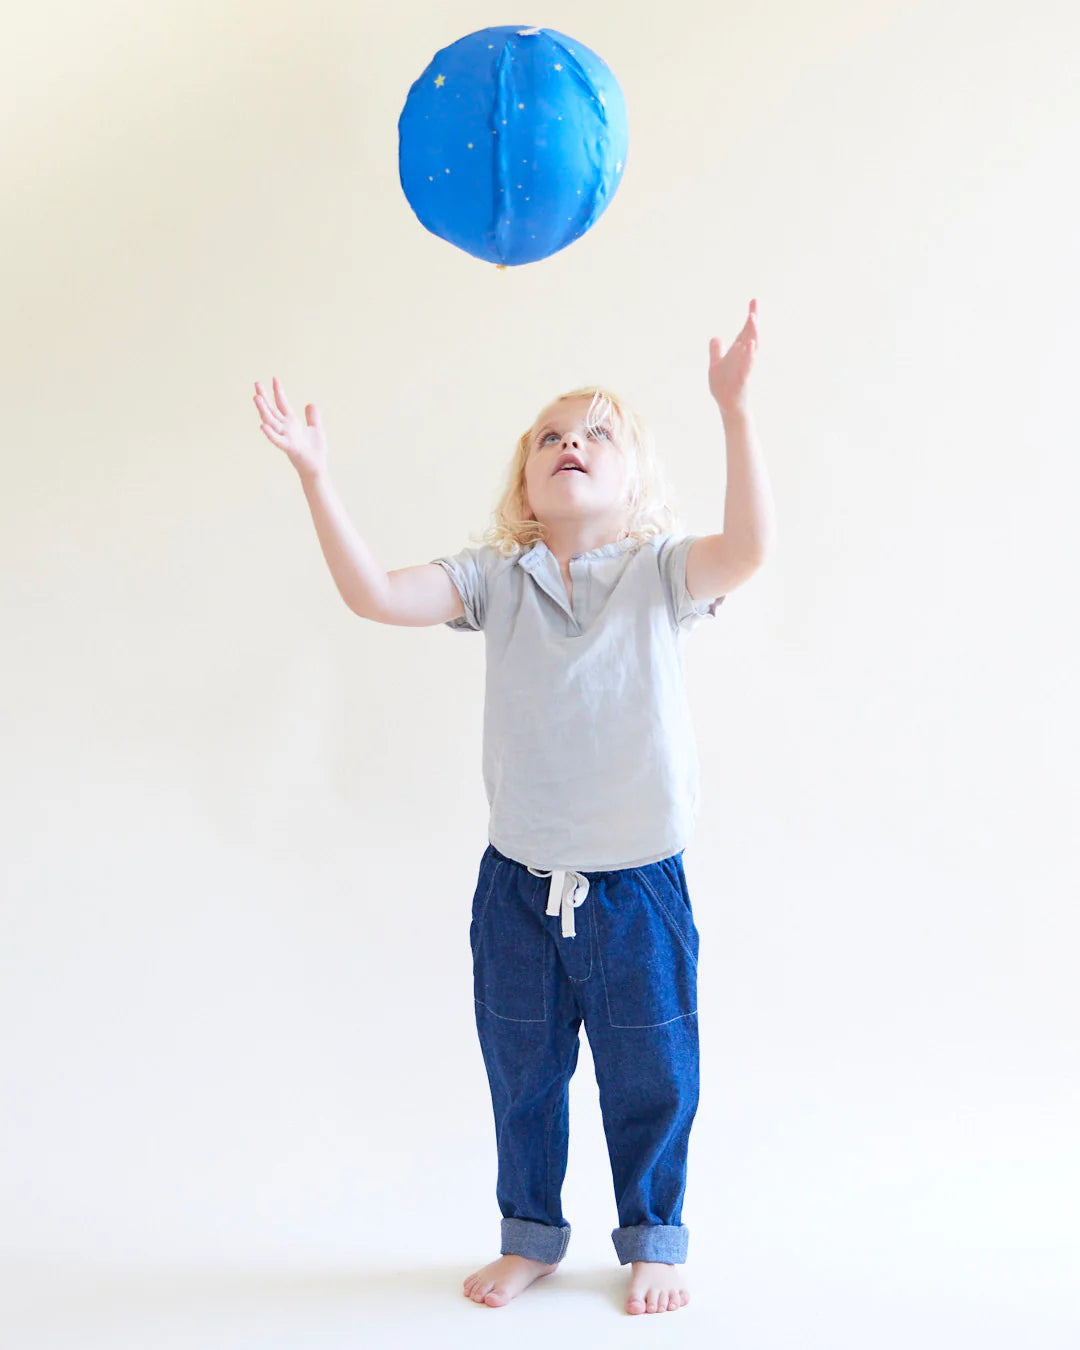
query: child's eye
[{"left": 537, "top": 426, "right": 611, "bottom": 446}]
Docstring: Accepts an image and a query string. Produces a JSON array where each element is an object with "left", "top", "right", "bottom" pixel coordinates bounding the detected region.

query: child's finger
[
  {"left": 272, "top": 376, "right": 295, "bottom": 419},
  {"left": 254, "top": 392, "right": 284, "bottom": 427}
]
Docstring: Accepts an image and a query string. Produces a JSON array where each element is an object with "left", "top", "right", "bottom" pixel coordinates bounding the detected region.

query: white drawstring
[{"left": 527, "top": 867, "right": 590, "bottom": 938}]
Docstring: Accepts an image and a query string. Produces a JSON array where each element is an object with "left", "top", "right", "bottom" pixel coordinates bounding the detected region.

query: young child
[{"left": 253, "top": 299, "right": 773, "bottom": 1316}]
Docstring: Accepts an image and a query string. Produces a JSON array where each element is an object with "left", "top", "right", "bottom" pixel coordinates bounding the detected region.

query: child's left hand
[{"left": 708, "top": 299, "right": 758, "bottom": 415}]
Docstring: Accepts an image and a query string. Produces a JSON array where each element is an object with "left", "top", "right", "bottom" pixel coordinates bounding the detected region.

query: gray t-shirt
[{"left": 430, "top": 532, "right": 724, "bottom": 872}]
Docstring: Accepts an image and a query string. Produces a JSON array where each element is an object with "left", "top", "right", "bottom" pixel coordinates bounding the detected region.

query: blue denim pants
[{"left": 469, "top": 843, "right": 700, "bottom": 1266}]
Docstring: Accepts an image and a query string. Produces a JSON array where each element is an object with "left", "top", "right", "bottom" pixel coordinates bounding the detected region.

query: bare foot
[
  {"left": 625, "top": 1260, "right": 690, "bottom": 1314},
  {"left": 463, "top": 1254, "right": 558, "bottom": 1307}
]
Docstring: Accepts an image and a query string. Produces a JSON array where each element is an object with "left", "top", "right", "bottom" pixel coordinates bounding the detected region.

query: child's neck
[{"left": 539, "top": 519, "right": 630, "bottom": 567}]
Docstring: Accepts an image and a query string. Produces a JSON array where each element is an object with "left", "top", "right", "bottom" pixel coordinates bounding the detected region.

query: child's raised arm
[{"left": 254, "top": 377, "right": 464, "bottom": 627}]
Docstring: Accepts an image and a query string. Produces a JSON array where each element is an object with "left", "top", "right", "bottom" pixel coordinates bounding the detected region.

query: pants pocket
[
  {"left": 594, "top": 856, "right": 698, "bottom": 1029},
  {"left": 470, "top": 855, "right": 548, "bottom": 1023}
]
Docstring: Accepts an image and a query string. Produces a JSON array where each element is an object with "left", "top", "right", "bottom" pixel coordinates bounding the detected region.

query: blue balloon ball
[{"left": 398, "top": 26, "right": 629, "bottom": 266}]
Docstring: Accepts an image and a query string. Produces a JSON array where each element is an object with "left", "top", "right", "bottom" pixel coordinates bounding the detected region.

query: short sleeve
[
  {"left": 429, "top": 544, "right": 487, "bottom": 632},
  {"left": 656, "top": 533, "right": 726, "bottom": 633}
]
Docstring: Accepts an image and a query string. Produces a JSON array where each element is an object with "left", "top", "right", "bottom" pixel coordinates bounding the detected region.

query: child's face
[{"left": 523, "top": 396, "right": 631, "bottom": 532}]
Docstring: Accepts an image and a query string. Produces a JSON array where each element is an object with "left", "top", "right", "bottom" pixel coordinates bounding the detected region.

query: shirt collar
[{"left": 517, "top": 537, "right": 639, "bottom": 570}]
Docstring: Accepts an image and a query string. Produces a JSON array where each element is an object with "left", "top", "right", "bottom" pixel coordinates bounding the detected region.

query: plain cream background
[{"left": 2, "top": 0, "right": 1077, "bottom": 1345}]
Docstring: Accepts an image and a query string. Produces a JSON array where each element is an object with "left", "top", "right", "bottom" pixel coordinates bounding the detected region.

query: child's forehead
[{"left": 534, "top": 396, "right": 611, "bottom": 431}]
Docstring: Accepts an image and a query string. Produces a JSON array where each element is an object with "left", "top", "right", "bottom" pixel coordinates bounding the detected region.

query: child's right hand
[{"left": 254, "top": 376, "right": 329, "bottom": 482}]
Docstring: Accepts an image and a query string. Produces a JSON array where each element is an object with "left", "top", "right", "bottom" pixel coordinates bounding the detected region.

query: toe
[
  {"left": 485, "top": 1288, "right": 509, "bottom": 1306},
  {"left": 627, "top": 1295, "right": 646, "bottom": 1315},
  {"left": 646, "top": 1290, "right": 659, "bottom": 1312}
]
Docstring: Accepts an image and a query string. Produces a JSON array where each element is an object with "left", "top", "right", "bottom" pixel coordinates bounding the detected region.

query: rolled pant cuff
[
  {"left": 611, "top": 1223, "right": 689, "bottom": 1265},
  {"left": 501, "top": 1217, "right": 571, "bottom": 1264}
]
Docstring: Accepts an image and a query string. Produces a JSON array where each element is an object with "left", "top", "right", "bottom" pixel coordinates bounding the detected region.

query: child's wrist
[{"left": 717, "top": 400, "right": 752, "bottom": 424}]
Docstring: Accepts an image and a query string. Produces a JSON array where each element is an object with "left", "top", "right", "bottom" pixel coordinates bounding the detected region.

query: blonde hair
[{"left": 478, "top": 386, "right": 684, "bottom": 557}]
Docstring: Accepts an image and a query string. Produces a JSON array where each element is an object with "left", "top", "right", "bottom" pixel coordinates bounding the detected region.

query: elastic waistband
[
  {"left": 486, "top": 843, "right": 684, "bottom": 941},
  {"left": 487, "top": 845, "right": 595, "bottom": 939}
]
